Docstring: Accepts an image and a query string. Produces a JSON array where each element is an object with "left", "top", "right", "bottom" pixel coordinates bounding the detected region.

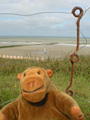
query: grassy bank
[{"left": 0, "top": 56, "right": 90, "bottom": 119}]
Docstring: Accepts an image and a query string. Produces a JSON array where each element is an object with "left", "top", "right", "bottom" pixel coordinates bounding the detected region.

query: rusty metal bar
[
  {"left": 72, "top": 7, "right": 83, "bottom": 52},
  {"left": 65, "top": 7, "right": 83, "bottom": 96}
]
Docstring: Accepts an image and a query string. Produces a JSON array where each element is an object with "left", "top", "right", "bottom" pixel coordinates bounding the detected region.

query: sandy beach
[{"left": 0, "top": 44, "right": 90, "bottom": 59}]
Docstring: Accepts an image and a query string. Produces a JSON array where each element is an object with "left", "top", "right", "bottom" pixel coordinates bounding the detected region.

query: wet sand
[{"left": 0, "top": 44, "right": 90, "bottom": 59}]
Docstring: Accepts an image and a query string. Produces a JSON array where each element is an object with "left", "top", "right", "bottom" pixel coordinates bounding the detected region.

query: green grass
[{"left": 0, "top": 56, "right": 90, "bottom": 119}]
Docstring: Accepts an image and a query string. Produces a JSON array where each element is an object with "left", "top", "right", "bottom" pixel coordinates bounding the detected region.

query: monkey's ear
[
  {"left": 46, "top": 69, "right": 53, "bottom": 78},
  {"left": 17, "top": 73, "right": 22, "bottom": 80}
]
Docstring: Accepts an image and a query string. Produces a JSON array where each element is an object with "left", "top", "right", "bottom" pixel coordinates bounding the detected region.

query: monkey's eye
[
  {"left": 24, "top": 73, "right": 26, "bottom": 77},
  {"left": 37, "top": 71, "right": 40, "bottom": 75}
]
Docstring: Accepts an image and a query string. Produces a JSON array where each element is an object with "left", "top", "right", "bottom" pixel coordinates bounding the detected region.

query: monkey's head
[{"left": 17, "top": 67, "right": 53, "bottom": 103}]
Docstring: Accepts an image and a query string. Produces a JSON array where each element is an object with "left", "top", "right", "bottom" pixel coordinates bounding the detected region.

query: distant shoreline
[
  {"left": 0, "top": 36, "right": 90, "bottom": 38},
  {"left": 0, "top": 43, "right": 90, "bottom": 48},
  {"left": 0, "top": 44, "right": 90, "bottom": 60},
  {"left": 0, "top": 37, "right": 90, "bottom": 59}
]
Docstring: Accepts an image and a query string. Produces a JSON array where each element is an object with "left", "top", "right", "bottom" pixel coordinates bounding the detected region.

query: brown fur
[{"left": 0, "top": 67, "right": 84, "bottom": 120}]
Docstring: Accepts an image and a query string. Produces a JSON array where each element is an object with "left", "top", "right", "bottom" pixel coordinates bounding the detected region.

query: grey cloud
[
  {"left": 0, "top": 0, "right": 89, "bottom": 36},
  {"left": 0, "top": 0, "right": 89, "bottom": 13}
]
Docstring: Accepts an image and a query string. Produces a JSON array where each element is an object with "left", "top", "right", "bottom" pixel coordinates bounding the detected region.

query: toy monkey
[{"left": 0, "top": 67, "right": 84, "bottom": 120}]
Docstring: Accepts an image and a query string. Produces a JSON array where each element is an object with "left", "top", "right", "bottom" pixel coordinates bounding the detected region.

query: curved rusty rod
[{"left": 65, "top": 7, "right": 83, "bottom": 96}]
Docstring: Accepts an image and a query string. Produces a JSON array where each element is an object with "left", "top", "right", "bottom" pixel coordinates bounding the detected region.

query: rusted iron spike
[{"left": 65, "top": 7, "right": 83, "bottom": 96}]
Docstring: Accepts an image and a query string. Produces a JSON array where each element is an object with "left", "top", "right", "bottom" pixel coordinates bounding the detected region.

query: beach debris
[{"left": 44, "top": 48, "right": 47, "bottom": 54}]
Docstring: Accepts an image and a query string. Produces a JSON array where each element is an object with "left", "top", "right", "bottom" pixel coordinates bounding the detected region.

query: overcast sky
[{"left": 0, "top": 0, "right": 90, "bottom": 37}]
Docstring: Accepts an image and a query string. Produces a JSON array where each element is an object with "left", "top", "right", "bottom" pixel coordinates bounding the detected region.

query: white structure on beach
[{"left": 44, "top": 48, "right": 47, "bottom": 54}]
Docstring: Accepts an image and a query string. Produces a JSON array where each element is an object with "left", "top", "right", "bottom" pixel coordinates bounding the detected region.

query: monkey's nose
[{"left": 28, "top": 81, "right": 34, "bottom": 88}]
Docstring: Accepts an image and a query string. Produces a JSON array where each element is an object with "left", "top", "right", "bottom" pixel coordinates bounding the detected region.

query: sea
[{"left": 0, "top": 36, "right": 90, "bottom": 47}]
